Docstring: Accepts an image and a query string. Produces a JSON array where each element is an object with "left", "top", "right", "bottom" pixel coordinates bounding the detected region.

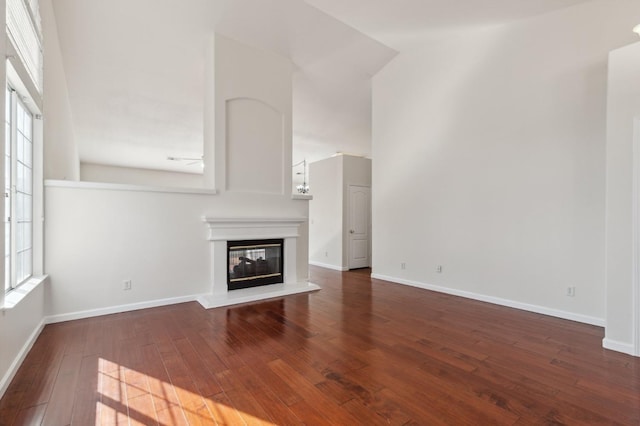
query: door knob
[{"left": 350, "top": 229, "right": 355, "bottom": 234}]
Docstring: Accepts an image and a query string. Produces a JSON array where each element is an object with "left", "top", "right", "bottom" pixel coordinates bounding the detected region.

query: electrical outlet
[
  {"left": 566, "top": 286, "right": 575, "bottom": 297},
  {"left": 436, "top": 265, "right": 443, "bottom": 273},
  {"left": 401, "top": 262, "right": 406, "bottom": 270},
  {"left": 123, "top": 280, "right": 132, "bottom": 291}
]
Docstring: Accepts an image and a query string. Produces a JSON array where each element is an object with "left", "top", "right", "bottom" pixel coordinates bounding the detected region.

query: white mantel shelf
[
  {"left": 202, "top": 217, "right": 306, "bottom": 241},
  {"left": 199, "top": 216, "right": 320, "bottom": 309},
  {"left": 202, "top": 216, "right": 307, "bottom": 225},
  {"left": 202, "top": 216, "right": 306, "bottom": 220}
]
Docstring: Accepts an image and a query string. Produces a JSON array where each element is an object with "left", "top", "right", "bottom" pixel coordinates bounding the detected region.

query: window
[
  {"left": 4, "top": 86, "right": 33, "bottom": 292},
  {"left": 6, "top": 0, "right": 42, "bottom": 93}
]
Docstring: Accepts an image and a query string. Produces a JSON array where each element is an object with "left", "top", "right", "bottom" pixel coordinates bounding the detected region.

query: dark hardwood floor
[{"left": 1, "top": 266, "right": 639, "bottom": 425}]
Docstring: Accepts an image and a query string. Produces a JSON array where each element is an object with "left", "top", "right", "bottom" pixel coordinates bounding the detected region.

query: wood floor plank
[
  {"left": 127, "top": 394, "right": 158, "bottom": 426},
  {"left": 340, "top": 398, "right": 395, "bottom": 426},
  {"left": 10, "top": 403, "right": 46, "bottom": 426},
  {"left": 171, "top": 337, "right": 223, "bottom": 398},
  {"left": 267, "top": 358, "right": 361, "bottom": 425},
  {"left": 139, "top": 344, "right": 181, "bottom": 414},
  {"left": 21, "top": 333, "right": 67, "bottom": 408},
  {"left": 99, "top": 366, "right": 129, "bottom": 425},
  {"left": 156, "top": 403, "right": 189, "bottom": 426},
  {"left": 236, "top": 362, "right": 302, "bottom": 407},
  {"left": 203, "top": 391, "right": 247, "bottom": 425},
  {"left": 159, "top": 351, "right": 215, "bottom": 425},
  {"left": 230, "top": 365, "right": 303, "bottom": 425},
  {"left": 69, "top": 354, "right": 101, "bottom": 425},
  {"left": 221, "top": 387, "right": 276, "bottom": 426},
  {"left": 39, "top": 352, "right": 83, "bottom": 425},
  {"left": 0, "top": 361, "right": 41, "bottom": 425}
]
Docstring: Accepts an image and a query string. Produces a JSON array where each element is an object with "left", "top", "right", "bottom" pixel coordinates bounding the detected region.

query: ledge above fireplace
[
  {"left": 198, "top": 217, "right": 320, "bottom": 308},
  {"left": 203, "top": 217, "right": 305, "bottom": 240}
]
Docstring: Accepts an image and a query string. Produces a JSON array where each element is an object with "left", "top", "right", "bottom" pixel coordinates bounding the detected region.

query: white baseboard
[
  {"left": 44, "top": 294, "right": 201, "bottom": 324},
  {"left": 0, "top": 319, "right": 45, "bottom": 399},
  {"left": 371, "top": 273, "right": 605, "bottom": 327},
  {"left": 309, "top": 261, "right": 348, "bottom": 272},
  {"left": 602, "top": 338, "right": 637, "bottom": 356}
]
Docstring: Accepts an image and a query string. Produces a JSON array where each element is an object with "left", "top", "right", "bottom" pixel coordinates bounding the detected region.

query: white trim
[
  {"left": 603, "top": 338, "right": 636, "bottom": 356},
  {"left": 44, "top": 294, "right": 200, "bottom": 324},
  {"left": 632, "top": 118, "right": 640, "bottom": 356},
  {"left": 44, "top": 179, "right": 218, "bottom": 196},
  {"left": 292, "top": 194, "right": 312, "bottom": 200},
  {"left": 0, "top": 319, "right": 45, "bottom": 399},
  {"left": 202, "top": 216, "right": 306, "bottom": 225},
  {"left": 197, "top": 281, "right": 320, "bottom": 309},
  {"left": 32, "top": 108, "right": 43, "bottom": 277},
  {"left": 202, "top": 217, "right": 306, "bottom": 241},
  {"left": 309, "top": 261, "right": 348, "bottom": 272},
  {"left": 5, "top": 41, "right": 42, "bottom": 112},
  {"left": 371, "top": 273, "right": 605, "bottom": 327}
]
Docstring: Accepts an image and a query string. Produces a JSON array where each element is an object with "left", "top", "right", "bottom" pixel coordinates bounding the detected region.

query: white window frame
[
  {"left": 5, "top": 85, "right": 32, "bottom": 292},
  {"left": 3, "top": 63, "right": 42, "bottom": 295}
]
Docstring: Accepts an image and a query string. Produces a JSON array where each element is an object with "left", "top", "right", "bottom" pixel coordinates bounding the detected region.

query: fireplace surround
[{"left": 198, "top": 217, "right": 320, "bottom": 308}]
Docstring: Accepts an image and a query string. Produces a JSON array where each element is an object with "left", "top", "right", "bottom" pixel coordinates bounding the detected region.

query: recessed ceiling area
[{"left": 50, "top": 0, "right": 593, "bottom": 174}]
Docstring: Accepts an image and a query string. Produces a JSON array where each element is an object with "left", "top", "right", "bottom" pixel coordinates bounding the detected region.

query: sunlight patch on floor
[{"left": 95, "top": 357, "right": 277, "bottom": 425}]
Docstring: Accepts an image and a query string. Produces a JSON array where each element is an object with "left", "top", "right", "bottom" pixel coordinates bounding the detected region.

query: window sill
[{"left": 2, "top": 275, "right": 48, "bottom": 310}]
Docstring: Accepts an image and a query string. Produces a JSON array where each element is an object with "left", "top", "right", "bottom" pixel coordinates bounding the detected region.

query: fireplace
[
  {"left": 199, "top": 217, "right": 320, "bottom": 309},
  {"left": 228, "top": 239, "right": 284, "bottom": 290}
]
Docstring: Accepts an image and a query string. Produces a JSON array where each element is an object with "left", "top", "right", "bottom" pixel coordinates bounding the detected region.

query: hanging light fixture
[{"left": 292, "top": 159, "right": 310, "bottom": 194}]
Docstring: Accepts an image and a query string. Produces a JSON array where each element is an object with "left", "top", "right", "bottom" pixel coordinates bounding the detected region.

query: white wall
[
  {"left": 81, "top": 162, "right": 203, "bottom": 188},
  {"left": 0, "top": 282, "right": 45, "bottom": 397},
  {"left": 343, "top": 155, "right": 372, "bottom": 187},
  {"left": 605, "top": 41, "right": 640, "bottom": 355},
  {"left": 309, "top": 156, "right": 344, "bottom": 269},
  {"left": 42, "top": 0, "right": 79, "bottom": 181},
  {"left": 44, "top": 33, "right": 309, "bottom": 319},
  {"left": 44, "top": 185, "right": 209, "bottom": 317},
  {"left": 210, "top": 34, "right": 293, "bottom": 194},
  {"left": 44, "top": 184, "right": 309, "bottom": 319},
  {"left": 372, "top": 0, "right": 640, "bottom": 326}
]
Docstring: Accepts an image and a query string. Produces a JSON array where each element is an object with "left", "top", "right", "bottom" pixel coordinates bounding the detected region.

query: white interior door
[{"left": 348, "top": 185, "right": 371, "bottom": 269}]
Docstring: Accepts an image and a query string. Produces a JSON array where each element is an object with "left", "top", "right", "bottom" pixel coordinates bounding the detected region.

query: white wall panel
[{"left": 372, "top": 0, "right": 640, "bottom": 330}]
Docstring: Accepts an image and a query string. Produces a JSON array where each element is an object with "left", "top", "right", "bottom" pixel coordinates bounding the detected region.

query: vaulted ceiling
[{"left": 51, "top": 0, "right": 592, "bottom": 174}]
